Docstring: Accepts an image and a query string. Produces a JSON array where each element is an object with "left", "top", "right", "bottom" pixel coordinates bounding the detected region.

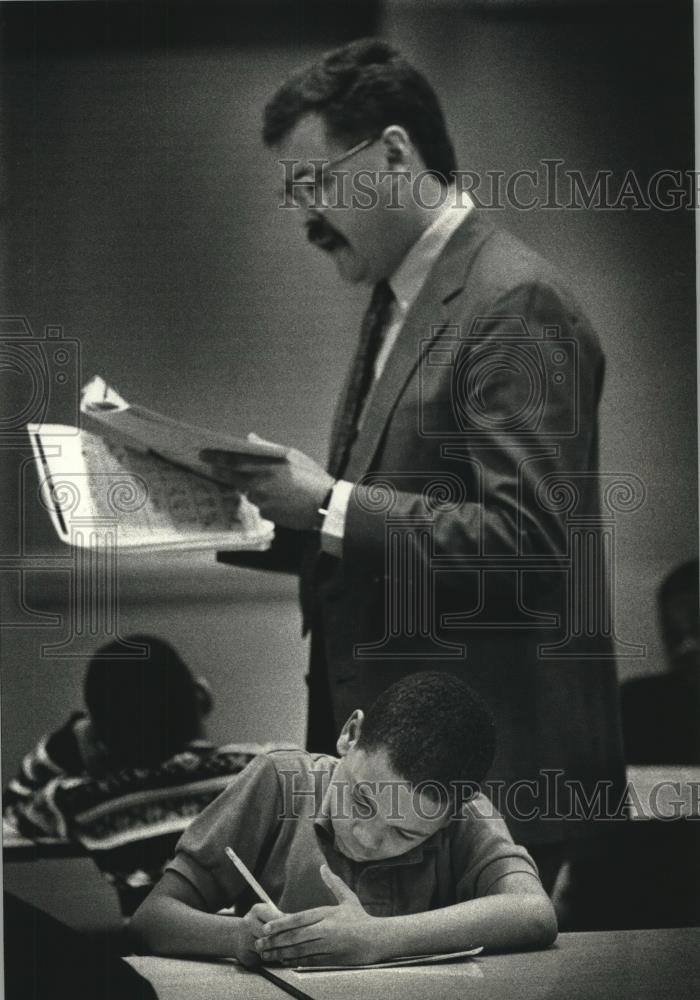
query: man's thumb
[{"left": 320, "top": 863, "right": 356, "bottom": 903}]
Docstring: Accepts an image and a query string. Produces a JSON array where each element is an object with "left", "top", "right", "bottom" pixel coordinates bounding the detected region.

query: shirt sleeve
[
  {"left": 451, "top": 793, "right": 541, "bottom": 900},
  {"left": 320, "top": 479, "right": 354, "bottom": 557},
  {"left": 165, "top": 754, "right": 283, "bottom": 911}
]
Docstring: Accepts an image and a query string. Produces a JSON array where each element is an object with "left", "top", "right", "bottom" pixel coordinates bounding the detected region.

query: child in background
[
  {"left": 131, "top": 672, "right": 557, "bottom": 966},
  {"left": 3, "top": 635, "right": 273, "bottom": 915}
]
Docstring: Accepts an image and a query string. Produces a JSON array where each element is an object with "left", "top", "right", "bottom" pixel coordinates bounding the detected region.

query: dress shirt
[{"left": 321, "top": 188, "right": 474, "bottom": 556}]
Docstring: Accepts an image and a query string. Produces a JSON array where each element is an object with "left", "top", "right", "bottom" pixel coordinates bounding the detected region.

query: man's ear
[
  {"left": 381, "top": 124, "right": 411, "bottom": 168},
  {"left": 194, "top": 677, "right": 213, "bottom": 718},
  {"left": 336, "top": 709, "right": 364, "bottom": 757}
]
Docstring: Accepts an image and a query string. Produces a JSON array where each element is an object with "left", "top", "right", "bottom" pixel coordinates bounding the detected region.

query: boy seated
[
  {"left": 130, "top": 672, "right": 557, "bottom": 965},
  {"left": 3, "top": 635, "right": 275, "bottom": 916}
]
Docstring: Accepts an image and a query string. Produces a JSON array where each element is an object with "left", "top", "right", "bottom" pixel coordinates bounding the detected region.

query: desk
[
  {"left": 127, "top": 928, "right": 700, "bottom": 1000},
  {"left": 2, "top": 818, "right": 82, "bottom": 860}
]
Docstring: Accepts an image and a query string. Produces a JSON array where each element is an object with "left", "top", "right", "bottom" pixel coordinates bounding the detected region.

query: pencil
[
  {"left": 258, "top": 967, "right": 314, "bottom": 1000},
  {"left": 224, "top": 845, "right": 278, "bottom": 910}
]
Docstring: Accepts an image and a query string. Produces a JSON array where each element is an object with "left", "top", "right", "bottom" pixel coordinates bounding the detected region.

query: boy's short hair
[
  {"left": 357, "top": 671, "right": 496, "bottom": 799},
  {"left": 84, "top": 635, "right": 200, "bottom": 768},
  {"left": 262, "top": 37, "right": 457, "bottom": 181}
]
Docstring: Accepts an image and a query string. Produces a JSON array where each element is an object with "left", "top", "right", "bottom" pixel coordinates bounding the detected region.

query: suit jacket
[{"left": 220, "top": 211, "right": 627, "bottom": 846}]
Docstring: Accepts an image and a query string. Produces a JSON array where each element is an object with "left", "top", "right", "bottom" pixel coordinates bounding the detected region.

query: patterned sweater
[{"left": 3, "top": 713, "right": 281, "bottom": 915}]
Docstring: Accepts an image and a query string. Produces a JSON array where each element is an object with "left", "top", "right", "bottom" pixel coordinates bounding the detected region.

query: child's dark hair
[
  {"left": 263, "top": 38, "right": 457, "bottom": 182},
  {"left": 84, "top": 635, "right": 200, "bottom": 768},
  {"left": 357, "top": 672, "right": 495, "bottom": 799}
]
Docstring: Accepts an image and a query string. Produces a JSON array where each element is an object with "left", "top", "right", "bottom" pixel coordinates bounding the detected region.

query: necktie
[
  {"left": 300, "top": 283, "right": 394, "bottom": 639},
  {"left": 328, "top": 279, "right": 394, "bottom": 478}
]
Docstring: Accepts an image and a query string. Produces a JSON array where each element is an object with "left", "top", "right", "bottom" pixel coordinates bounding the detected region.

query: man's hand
[
  {"left": 255, "top": 864, "right": 379, "bottom": 968},
  {"left": 235, "top": 902, "right": 284, "bottom": 968},
  {"left": 200, "top": 435, "right": 335, "bottom": 532}
]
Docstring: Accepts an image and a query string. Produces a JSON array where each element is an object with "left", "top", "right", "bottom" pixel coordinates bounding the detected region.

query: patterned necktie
[{"left": 328, "top": 279, "right": 394, "bottom": 478}]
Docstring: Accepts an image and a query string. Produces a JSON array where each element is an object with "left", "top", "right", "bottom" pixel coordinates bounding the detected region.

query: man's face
[
  {"left": 276, "top": 113, "right": 400, "bottom": 285},
  {"left": 327, "top": 746, "right": 450, "bottom": 862}
]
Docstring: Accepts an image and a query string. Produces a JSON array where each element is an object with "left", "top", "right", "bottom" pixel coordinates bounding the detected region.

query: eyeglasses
[{"left": 281, "top": 137, "right": 378, "bottom": 209}]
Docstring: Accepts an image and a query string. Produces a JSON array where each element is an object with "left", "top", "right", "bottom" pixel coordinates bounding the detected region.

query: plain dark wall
[{"left": 1, "top": 0, "right": 696, "bottom": 810}]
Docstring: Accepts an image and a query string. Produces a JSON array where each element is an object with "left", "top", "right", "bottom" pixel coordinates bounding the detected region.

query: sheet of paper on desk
[{"left": 291, "top": 946, "right": 483, "bottom": 972}]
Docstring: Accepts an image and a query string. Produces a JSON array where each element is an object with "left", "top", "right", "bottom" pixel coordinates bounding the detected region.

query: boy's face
[{"left": 327, "top": 746, "right": 450, "bottom": 863}]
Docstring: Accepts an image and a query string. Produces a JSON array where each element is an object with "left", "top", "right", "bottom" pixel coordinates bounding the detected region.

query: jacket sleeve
[
  {"left": 342, "top": 281, "right": 604, "bottom": 578},
  {"left": 217, "top": 524, "right": 310, "bottom": 576}
]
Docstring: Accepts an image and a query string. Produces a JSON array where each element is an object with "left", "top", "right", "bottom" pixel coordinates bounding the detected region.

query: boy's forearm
[
  {"left": 130, "top": 896, "right": 245, "bottom": 959},
  {"left": 371, "top": 894, "right": 558, "bottom": 961}
]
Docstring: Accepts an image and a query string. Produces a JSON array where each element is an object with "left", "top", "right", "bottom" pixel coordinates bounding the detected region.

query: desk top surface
[{"left": 127, "top": 927, "right": 700, "bottom": 1000}]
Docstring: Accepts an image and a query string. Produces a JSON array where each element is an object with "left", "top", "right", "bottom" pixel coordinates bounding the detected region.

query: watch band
[{"left": 317, "top": 483, "right": 336, "bottom": 529}]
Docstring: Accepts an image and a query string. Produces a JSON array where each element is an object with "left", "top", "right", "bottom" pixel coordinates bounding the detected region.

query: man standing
[{"left": 206, "top": 39, "right": 626, "bottom": 892}]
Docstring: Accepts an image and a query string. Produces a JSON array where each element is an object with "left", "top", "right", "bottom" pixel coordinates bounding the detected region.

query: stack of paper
[{"left": 27, "top": 377, "right": 279, "bottom": 552}]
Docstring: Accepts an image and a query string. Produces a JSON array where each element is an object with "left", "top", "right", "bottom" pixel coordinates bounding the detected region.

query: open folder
[{"left": 27, "top": 376, "right": 279, "bottom": 552}]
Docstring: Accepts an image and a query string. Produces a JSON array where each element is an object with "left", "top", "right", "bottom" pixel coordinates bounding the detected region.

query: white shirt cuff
[{"left": 320, "top": 479, "right": 354, "bottom": 558}]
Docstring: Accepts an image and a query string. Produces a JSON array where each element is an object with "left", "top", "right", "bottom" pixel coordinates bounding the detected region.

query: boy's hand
[
  {"left": 236, "top": 902, "right": 283, "bottom": 968},
  {"left": 256, "top": 865, "right": 379, "bottom": 967}
]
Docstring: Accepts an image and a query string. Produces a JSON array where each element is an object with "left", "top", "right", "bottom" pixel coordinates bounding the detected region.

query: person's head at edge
[
  {"left": 659, "top": 558, "right": 699, "bottom": 669},
  {"left": 326, "top": 671, "right": 496, "bottom": 863},
  {"left": 262, "top": 38, "right": 458, "bottom": 285},
  {"left": 84, "top": 635, "right": 212, "bottom": 770}
]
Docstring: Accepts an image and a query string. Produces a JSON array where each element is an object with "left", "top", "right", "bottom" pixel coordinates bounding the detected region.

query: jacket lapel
[{"left": 343, "top": 211, "right": 496, "bottom": 482}]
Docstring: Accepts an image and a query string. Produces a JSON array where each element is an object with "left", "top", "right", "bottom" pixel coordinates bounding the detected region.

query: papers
[
  {"left": 27, "top": 376, "right": 278, "bottom": 552},
  {"left": 80, "top": 376, "right": 288, "bottom": 474},
  {"left": 291, "top": 946, "right": 483, "bottom": 972}
]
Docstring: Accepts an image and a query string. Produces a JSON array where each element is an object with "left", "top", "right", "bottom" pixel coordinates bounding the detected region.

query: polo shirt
[{"left": 166, "top": 749, "right": 540, "bottom": 918}]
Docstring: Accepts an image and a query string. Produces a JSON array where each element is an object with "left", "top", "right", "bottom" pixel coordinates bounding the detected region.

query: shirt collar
[{"left": 388, "top": 187, "right": 473, "bottom": 314}]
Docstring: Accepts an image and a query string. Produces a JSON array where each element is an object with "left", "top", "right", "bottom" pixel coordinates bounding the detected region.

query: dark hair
[
  {"left": 263, "top": 38, "right": 457, "bottom": 181},
  {"left": 357, "top": 671, "right": 495, "bottom": 798},
  {"left": 84, "top": 635, "right": 200, "bottom": 768}
]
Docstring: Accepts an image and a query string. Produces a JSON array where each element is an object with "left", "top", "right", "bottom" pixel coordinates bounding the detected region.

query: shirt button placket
[{"left": 359, "top": 867, "right": 394, "bottom": 918}]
